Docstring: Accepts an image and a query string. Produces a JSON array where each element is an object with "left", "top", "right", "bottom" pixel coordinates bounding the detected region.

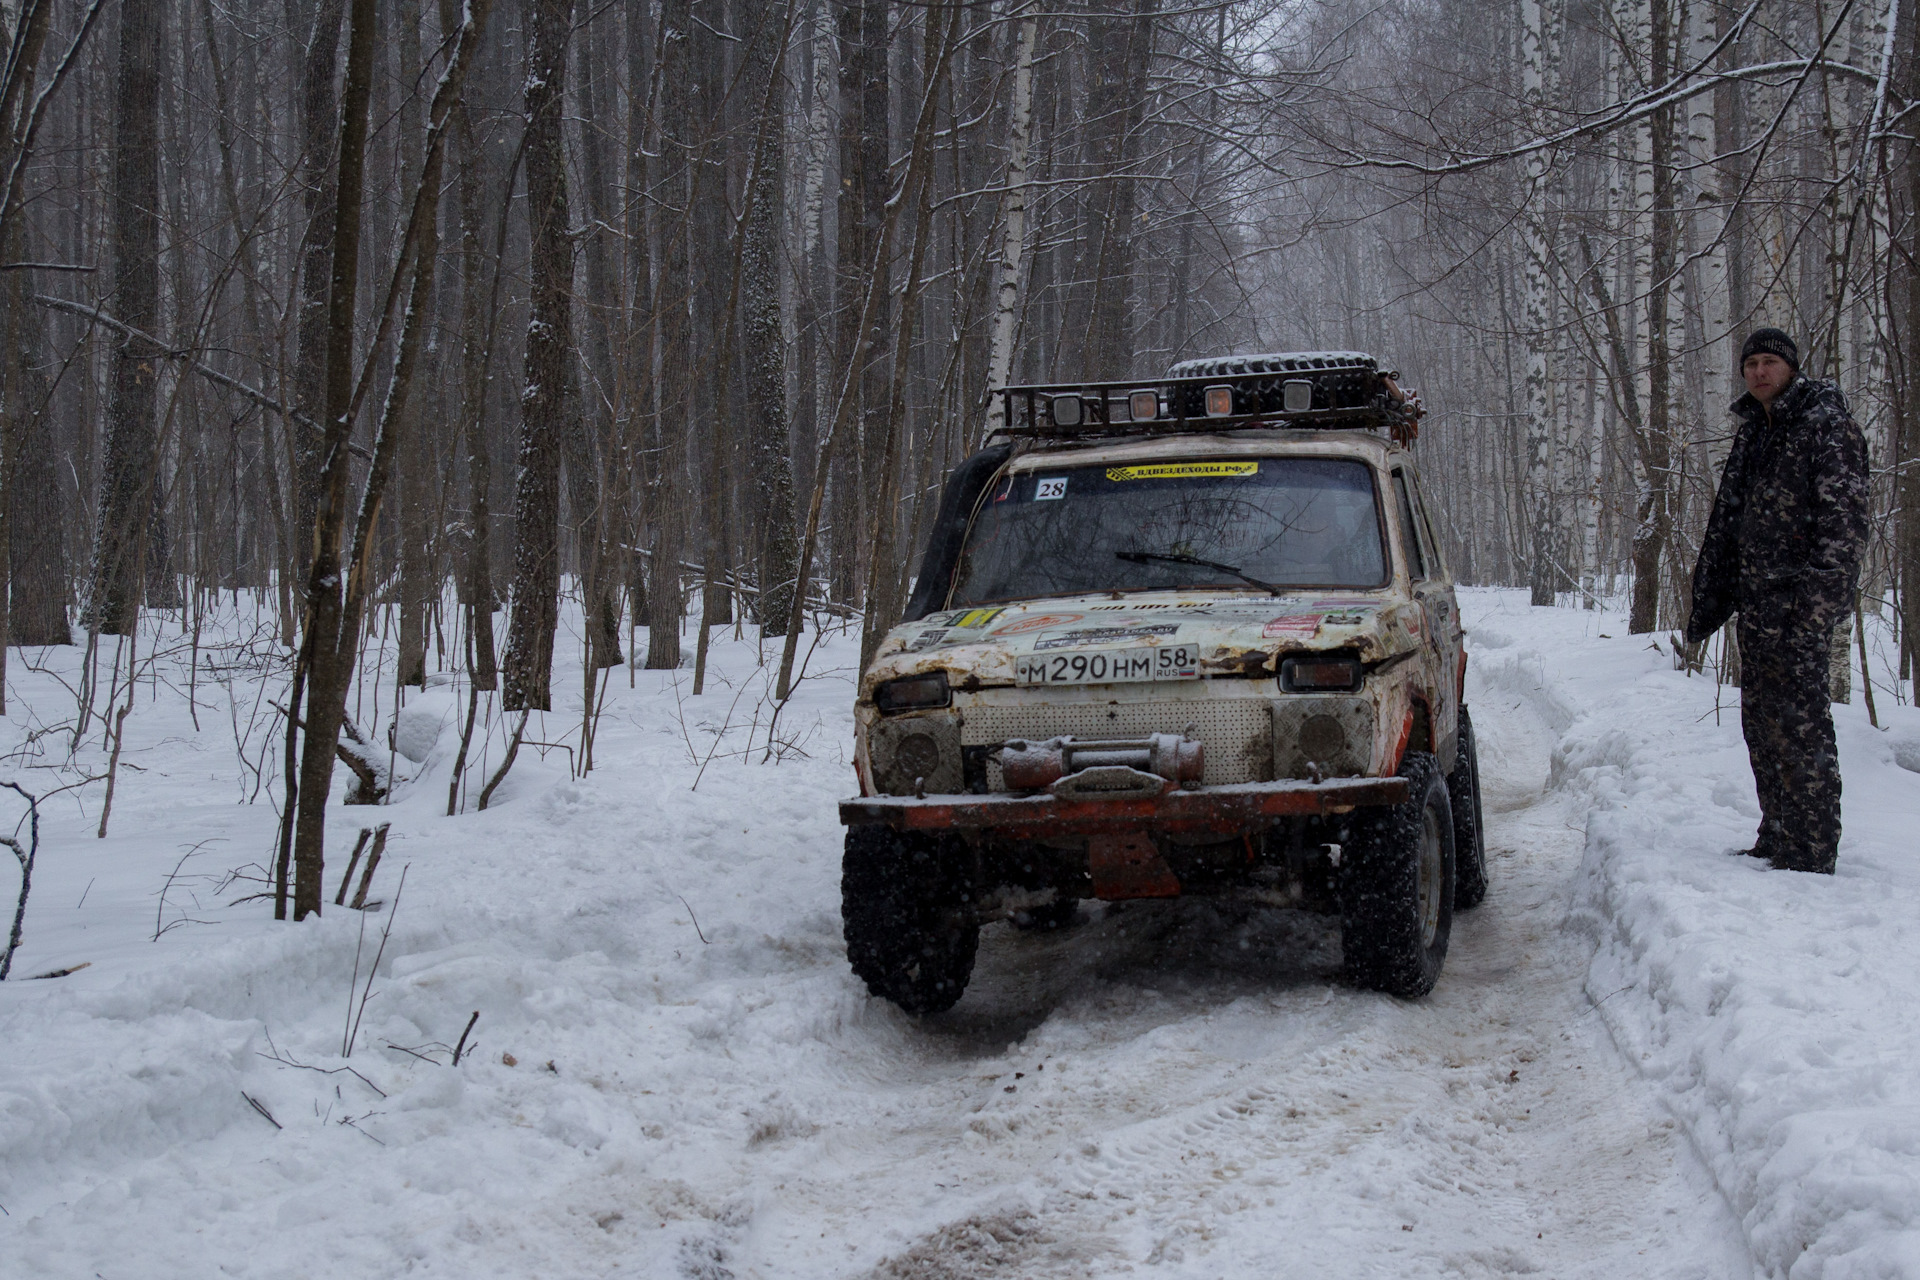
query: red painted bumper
[{"left": 838, "top": 776, "right": 1408, "bottom": 838}]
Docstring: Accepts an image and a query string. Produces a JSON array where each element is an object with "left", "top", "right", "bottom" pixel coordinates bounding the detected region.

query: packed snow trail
[{"left": 15, "top": 589, "right": 1903, "bottom": 1277}]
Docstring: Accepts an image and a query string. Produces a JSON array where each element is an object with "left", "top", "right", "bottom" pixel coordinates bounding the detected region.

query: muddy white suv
[{"left": 839, "top": 353, "right": 1486, "bottom": 1013}]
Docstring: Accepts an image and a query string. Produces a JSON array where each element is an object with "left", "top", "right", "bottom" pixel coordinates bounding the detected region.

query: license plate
[{"left": 1015, "top": 645, "right": 1200, "bottom": 685}]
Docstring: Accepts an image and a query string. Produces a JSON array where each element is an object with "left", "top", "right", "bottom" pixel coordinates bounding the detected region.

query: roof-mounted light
[
  {"left": 1128, "top": 390, "right": 1160, "bottom": 421},
  {"left": 1282, "top": 379, "right": 1314, "bottom": 412},
  {"left": 1204, "top": 385, "right": 1234, "bottom": 417},
  {"left": 1049, "top": 394, "right": 1084, "bottom": 427}
]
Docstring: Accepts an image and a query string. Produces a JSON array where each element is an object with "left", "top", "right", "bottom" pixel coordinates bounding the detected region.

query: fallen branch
[
  {"left": 334, "top": 828, "right": 375, "bottom": 906},
  {"left": 0, "top": 782, "right": 42, "bottom": 980},
  {"left": 258, "top": 1035, "right": 388, "bottom": 1098},
  {"left": 450, "top": 1011, "right": 480, "bottom": 1066},
  {"left": 241, "top": 1091, "right": 282, "bottom": 1129},
  {"left": 349, "top": 824, "right": 388, "bottom": 910},
  {"left": 476, "top": 710, "right": 529, "bottom": 811},
  {"left": 342, "top": 864, "right": 406, "bottom": 1059},
  {"left": 29, "top": 294, "right": 371, "bottom": 460}
]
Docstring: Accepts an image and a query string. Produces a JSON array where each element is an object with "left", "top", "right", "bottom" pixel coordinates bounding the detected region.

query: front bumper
[{"left": 839, "top": 775, "right": 1408, "bottom": 838}]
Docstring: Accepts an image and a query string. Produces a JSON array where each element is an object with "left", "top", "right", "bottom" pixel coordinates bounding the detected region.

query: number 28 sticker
[{"left": 1034, "top": 476, "right": 1069, "bottom": 500}]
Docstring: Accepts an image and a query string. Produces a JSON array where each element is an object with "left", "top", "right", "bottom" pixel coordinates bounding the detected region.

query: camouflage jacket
[{"left": 1686, "top": 376, "right": 1869, "bottom": 645}]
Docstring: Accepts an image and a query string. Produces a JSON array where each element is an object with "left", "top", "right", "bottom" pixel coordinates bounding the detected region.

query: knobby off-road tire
[
  {"left": 1448, "top": 706, "right": 1489, "bottom": 909},
  {"left": 1340, "top": 752, "right": 1455, "bottom": 999},
  {"left": 842, "top": 826, "right": 979, "bottom": 1014}
]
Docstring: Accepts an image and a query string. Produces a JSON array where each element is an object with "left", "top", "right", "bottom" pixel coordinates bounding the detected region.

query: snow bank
[{"left": 1464, "top": 590, "right": 1920, "bottom": 1278}]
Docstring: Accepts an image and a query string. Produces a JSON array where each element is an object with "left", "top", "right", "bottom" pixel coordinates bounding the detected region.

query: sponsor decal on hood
[
  {"left": 1263, "top": 614, "right": 1323, "bottom": 639},
  {"left": 989, "top": 612, "right": 1085, "bottom": 635},
  {"left": 1032, "top": 623, "right": 1181, "bottom": 651}
]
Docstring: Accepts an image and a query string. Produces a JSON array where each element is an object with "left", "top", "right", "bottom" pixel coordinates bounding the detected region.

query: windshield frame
[{"left": 940, "top": 451, "right": 1395, "bottom": 609}]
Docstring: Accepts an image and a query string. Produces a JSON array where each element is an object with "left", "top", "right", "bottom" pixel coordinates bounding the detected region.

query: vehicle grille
[{"left": 962, "top": 698, "right": 1272, "bottom": 788}]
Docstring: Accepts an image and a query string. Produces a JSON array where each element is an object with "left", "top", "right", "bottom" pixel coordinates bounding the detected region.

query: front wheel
[
  {"left": 1448, "top": 706, "right": 1489, "bottom": 909},
  {"left": 1340, "top": 752, "right": 1454, "bottom": 998},
  {"left": 842, "top": 826, "right": 978, "bottom": 1014}
]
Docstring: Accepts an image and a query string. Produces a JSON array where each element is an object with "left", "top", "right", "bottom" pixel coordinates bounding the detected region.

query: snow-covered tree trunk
[
  {"left": 981, "top": 3, "right": 1036, "bottom": 441},
  {"left": 501, "top": 0, "right": 575, "bottom": 709}
]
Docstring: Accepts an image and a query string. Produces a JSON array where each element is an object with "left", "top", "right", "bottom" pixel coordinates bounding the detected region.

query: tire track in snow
[{"left": 813, "top": 676, "right": 1757, "bottom": 1279}]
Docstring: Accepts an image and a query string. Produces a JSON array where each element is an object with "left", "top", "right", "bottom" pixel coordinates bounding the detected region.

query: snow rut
[{"left": 840, "top": 629, "right": 1750, "bottom": 1279}]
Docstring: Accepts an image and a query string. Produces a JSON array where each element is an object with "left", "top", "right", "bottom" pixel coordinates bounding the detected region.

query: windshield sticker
[
  {"left": 1034, "top": 624, "right": 1181, "bottom": 650},
  {"left": 1104, "top": 461, "right": 1259, "bottom": 482},
  {"left": 907, "top": 628, "right": 948, "bottom": 651},
  {"left": 1262, "top": 614, "right": 1323, "bottom": 639},
  {"left": 946, "top": 607, "right": 1005, "bottom": 629},
  {"left": 990, "top": 612, "right": 1084, "bottom": 635},
  {"left": 1034, "top": 476, "right": 1068, "bottom": 500}
]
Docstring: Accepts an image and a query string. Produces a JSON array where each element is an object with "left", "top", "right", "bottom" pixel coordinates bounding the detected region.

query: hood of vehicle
[{"left": 861, "top": 590, "right": 1423, "bottom": 697}]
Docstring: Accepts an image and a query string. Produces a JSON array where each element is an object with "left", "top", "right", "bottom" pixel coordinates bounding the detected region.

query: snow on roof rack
[{"left": 993, "top": 352, "right": 1421, "bottom": 446}]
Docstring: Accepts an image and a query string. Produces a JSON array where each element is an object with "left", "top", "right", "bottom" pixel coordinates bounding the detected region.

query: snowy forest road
[
  {"left": 693, "top": 675, "right": 1756, "bottom": 1277},
  {"left": 4, "top": 601, "right": 1811, "bottom": 1279}
]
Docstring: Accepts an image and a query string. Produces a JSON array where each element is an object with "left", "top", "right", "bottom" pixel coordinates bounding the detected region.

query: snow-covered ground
[{"left": 1, "top": 589, "right": 1915, "bottom": 1277}]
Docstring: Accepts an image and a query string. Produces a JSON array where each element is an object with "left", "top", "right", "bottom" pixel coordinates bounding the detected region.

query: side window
[
  {"left": 1391, "top": 470, "right": 1427, "bottom": 581},
  {"left": 1410, "top": 475, "right": 1445, "bottom": 578}
]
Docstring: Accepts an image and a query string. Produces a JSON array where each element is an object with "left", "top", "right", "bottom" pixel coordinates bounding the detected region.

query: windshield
[{"left": 948, "top": 456, "right": 1388, "bottom": 606}]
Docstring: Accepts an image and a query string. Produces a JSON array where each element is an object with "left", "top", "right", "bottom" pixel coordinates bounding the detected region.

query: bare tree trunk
[
  {"left": 570, "top": 0, "right": 621, "bottom": 669},
  {"left": 291, "top": 0, "right": 349, "bottom": 548},
  {"left": 1632, "top": 0, "right": 1678, "bottom": 635},
  {"left": 981, "top": 5, "right": 1034, "bottom": 439},
  {"left": 396, "top": 0, "right": 430, "bottom": 688},
  {"left": 647, "top": 0, "right": 692, "bottom": 670},
  {"left": 441, "top": 0, "right": 497, "bottom": 690},
  {"left": 743, "top": 0, "right": 797, "bottom": 636},
  {"left": 501, "top": 0, "right": 575, "bottom": 710},
  {"left": 289, "top": 0, "right": 491, "bottom": 919},
  {"left": 290, "top": 0, "right": 382, "bottom": 921},
  {"left": 86, "top": 0, "right": 163, "bottom": 637},
  {"left": 1079, "top": 0, "right": 1156, "bottom": 377},
  {"left": 1520, "top": 0, "right": 1556, "bottom": 606},
  {"left": 0, "top": 0, "right": 64, "bottom": 661}
]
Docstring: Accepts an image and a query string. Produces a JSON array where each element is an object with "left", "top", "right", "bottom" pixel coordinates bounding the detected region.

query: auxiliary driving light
[
  {"left": 874, "top": 671, "right": 951, "bottom": 713},
  {"left": 1128, "top": 389, "right": 1160, "bottom": 421},
  {"left": 1204, "top": 385, "right": 1234, "bottom": 417},
  {"left": 1280, "top": 655, "right": 1364, "bottom": 692},
  {"left": 1049, "top": 394, "right": 1084, "bottom": 427},
  {"left": 1281, "top": 379, "right": 1314, "bottom": 412}
]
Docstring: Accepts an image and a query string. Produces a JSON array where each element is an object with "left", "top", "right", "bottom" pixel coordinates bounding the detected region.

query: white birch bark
[
  {"left": 982, "top": 2, "right": 1036, "bottom": 440},
  {"left": 1685, "top": 0, "right": 1729, "bottom": 416},
  {"left": 1520, "top": 0, "right": 1558, "bottom": 605}
]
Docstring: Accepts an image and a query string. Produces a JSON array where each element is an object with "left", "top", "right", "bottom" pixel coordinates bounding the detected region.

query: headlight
[
  {"left": 873, "top": 671, "right": 951, "bottom": 713},
  {"left": 1280, "top": 656, "right": 1363, "bottom": 692}
]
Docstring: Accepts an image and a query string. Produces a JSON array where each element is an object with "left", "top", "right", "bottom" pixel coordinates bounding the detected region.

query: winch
[{"left": 996, "top": 732, "right": 1204, "bottom": 791}]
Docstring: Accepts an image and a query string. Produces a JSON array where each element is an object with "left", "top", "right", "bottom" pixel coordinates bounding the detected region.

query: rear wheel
[
  {"left": 1448, "top": 706, "right": 1489, "bottom": 909},
  {"left": 842, "top": 826, "right": 978, "bottom": 1014},
  {"left": 1340, "top": 752, "right": 1454, "bottom": 998}
]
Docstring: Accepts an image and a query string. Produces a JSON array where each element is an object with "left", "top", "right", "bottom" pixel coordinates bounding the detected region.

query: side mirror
[{"left": 1050, "top": 394, "right": 1084, "bottom": 427}]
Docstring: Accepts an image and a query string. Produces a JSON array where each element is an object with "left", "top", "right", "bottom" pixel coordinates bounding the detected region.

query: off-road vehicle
[{"left": 839, "top": 352, "right": 1485, "bottom": 1013}]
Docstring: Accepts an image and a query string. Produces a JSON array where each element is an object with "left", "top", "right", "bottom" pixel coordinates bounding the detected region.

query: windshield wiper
[{"left": 1115, "top": 550, "right": 1284, "bottom": 597}]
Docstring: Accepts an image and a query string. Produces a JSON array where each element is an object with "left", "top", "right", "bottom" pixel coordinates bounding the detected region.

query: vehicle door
[{"left": 1390, "top": 465, "right": 1460, "bottom": 771}]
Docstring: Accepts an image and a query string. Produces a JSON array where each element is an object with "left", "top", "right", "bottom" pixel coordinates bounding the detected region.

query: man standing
[{"left": 1685, "top": 328, "right": 1870, "bottom": 874}]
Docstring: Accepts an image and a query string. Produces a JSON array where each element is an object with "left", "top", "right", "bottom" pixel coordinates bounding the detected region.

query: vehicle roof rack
[{"left": 993, "top": 351, "right": 1422, "bottom": 447}]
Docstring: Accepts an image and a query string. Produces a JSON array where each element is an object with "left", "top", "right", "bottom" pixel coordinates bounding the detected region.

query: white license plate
[{"left": 1015, "top": 645, "right": 1200, "bottom": 685}]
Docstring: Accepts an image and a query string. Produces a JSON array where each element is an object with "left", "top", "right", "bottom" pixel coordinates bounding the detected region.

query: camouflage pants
[{"left": 1736, "top": 613, "right": 1841, "bottom": 872}]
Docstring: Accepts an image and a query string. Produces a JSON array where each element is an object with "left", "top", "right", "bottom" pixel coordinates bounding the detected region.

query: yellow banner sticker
[
  {"left": 950, "top": 607, "right": 1005, "bottom": 628},
  {"left": 1105, "top": 461, "right": 1259, "bottom": 482}
]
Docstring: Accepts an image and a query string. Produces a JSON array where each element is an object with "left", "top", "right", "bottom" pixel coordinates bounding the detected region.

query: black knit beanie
[{"left": 1740, "top": 327, "right": 1799, "bottom": 371}]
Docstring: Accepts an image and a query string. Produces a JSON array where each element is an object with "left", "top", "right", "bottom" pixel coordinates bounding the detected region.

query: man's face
[{"left": 1743, "top": 352, "right": 1794, "bottom": 404}]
